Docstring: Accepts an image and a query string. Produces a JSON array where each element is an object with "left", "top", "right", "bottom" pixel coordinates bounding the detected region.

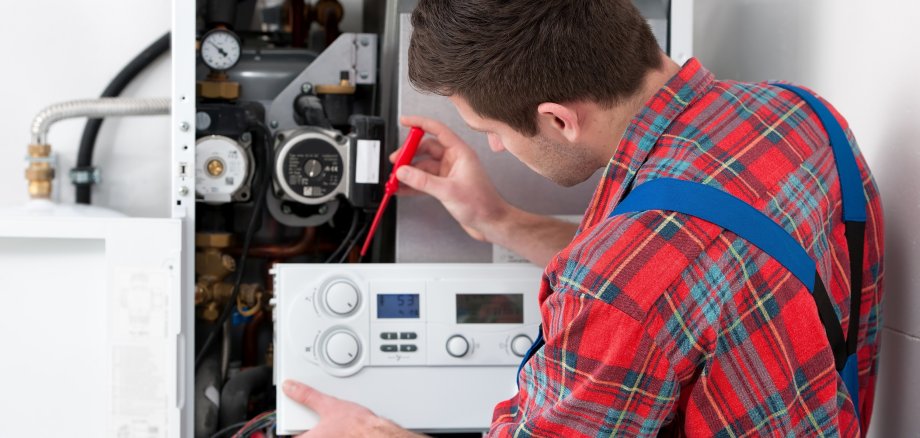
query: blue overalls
[{"left": 518, "top": 84, "right": 867, "bottom": 421}]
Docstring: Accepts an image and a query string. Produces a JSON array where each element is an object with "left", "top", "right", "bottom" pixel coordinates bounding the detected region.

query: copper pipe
[{"left": 228, "top": 227, "right": 316, "bottom": 259}]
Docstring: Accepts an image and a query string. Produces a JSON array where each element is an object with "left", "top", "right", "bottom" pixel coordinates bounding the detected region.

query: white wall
[
  {"left": 0, "top": 1, "right": 172, "bottom": 217},
  {"left": 695, "top": 1, "right": 920, "bottom": 436}
]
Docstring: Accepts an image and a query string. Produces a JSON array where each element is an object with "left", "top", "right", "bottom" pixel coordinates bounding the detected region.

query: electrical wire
[
  {"left": 336, "top": 217, "right": 371, "bottom": 263},
  {"left": 323, "top": 208, "right": 361, "bottom": 263},
  {"left": 230, "top": 411, "right": 276, "bottom": 438},
  {"left": 210, "top": 421, "right": 249, "bottom": 438},
  {"left": 208, "top": 411, "right": 276, "bottom": 438},
  {"left": 195, "top": 121, "right": 273, "bottom": 369}
]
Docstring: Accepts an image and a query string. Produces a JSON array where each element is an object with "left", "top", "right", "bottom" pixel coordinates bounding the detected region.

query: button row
[
  {"left": 380, "top": 332, "right": 417, "bottom": 340},
  {"left": 380, "top": 344, "right": 418, "bottom": 353}
]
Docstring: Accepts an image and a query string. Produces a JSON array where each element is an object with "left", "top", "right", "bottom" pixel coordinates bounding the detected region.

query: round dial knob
[
  {"left": 510, "top": 334, "right": 533, "bottom": 357},
  {"left": 325, "top": 282, "right": 359, "bottom": 316},
  {"left": 325, "top": 331, "right": 360, "bottom": 367},
  {"left": 445, "top": 335, "right": 470, "bottom": 358}
]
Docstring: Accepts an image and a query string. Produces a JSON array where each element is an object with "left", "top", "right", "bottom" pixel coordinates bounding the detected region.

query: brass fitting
[
  {"left": 195, "top": 232, "right": 264, "bottom": 323},
  {"left": 314, "top": 74, "right": 356, "bottom": 95},
  {"left": 26, "top": 144, "right": 53, "bottom": 199},
  {"left": 195, "top": 232, "right": 235, "bottom": 283},
  {"left": 197, "top": 72, "right": 240, "bottom": 100},
  {"left": 314, "top": 0, "right": 344, "bottom": 27}
]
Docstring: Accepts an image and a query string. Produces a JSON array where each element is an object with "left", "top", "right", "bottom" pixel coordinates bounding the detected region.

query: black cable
[
  {"left": 195, "top": 122, "right": 273, "bottom": 369},
  {"left": 323, "top": 208, "right": 361, "bottom": 263},
  {"left": 337, "top": 218, "right": 371, "bottom": 264},
  {"left": 75, "top": 32, "right": 171, "bottom": 204}
]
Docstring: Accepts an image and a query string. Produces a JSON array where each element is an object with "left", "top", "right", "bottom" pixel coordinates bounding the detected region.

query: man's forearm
[{"left": 484, "top": 206, "right": 579, "bottom": 267}]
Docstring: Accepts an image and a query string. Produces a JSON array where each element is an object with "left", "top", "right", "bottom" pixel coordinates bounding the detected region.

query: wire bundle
[{"left": 210, "top": 411, "right": 276, "bottom": 438}]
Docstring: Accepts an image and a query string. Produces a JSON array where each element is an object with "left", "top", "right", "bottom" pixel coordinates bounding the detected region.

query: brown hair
[{"left": 408, "top": 0, "right": 663, "bottom": 136}]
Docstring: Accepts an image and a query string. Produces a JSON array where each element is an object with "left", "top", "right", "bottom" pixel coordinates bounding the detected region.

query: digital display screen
[
  {"left": 456, "top": 294, "right": 524, "bottom": 324},
  {"left": 376, "top": 294, "right": 420, "bottom": 319}
]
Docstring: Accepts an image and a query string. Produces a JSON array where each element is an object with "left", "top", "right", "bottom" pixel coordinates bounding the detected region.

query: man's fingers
[
  {"left": 411, "top": 159, "right": 442, "bottom": 176},
  {"left": 283, "top": 380, "right": 334, "bottom": 416},
  {"left": 390, "top": 139, "right": 444, "bottom": 163},
  {"left": 395, "top": 165, "right": 449, "bottom": 200}
]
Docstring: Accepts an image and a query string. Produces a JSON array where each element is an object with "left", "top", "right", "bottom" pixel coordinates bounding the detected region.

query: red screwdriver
[{"left": 360, "top": 127, "right": 425, "bottom": 257}]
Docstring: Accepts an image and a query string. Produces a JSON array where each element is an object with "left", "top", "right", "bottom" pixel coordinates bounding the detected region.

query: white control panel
[{"left": 273, "top": 263, "right": 544, "bottom": 434}]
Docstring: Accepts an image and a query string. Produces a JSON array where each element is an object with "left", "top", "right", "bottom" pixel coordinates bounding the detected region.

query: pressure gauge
[{"left": 200, "top": 29, "right": 241, "bottom": 71}]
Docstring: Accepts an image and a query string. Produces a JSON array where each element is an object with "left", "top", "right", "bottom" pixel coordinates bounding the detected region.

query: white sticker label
[{"left": 355, "top": 139, "right": 381, "bottom": 184}]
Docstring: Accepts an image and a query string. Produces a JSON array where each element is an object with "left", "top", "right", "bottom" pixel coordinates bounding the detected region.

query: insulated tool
[{"left": 359, "top": 127, "right": 425, "bottom": 257}]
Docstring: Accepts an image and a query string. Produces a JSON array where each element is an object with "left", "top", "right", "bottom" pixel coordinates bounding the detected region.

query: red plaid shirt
[{"left": 488, "top": 59, "right": 884, "bottom": 437}]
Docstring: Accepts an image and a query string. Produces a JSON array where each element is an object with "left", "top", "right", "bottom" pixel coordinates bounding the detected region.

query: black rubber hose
[
  {"left": 218, "top": 365, "right": 273, "bottom": 428},
  {"left": 75, "top": 32, "right": 171, "bottom": 204}
]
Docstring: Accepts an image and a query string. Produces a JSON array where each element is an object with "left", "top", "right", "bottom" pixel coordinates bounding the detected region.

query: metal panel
[
  {"left": 0, "top": 217, "right": 183, "bottom": 437},
  {"left": 267, "top": 34, "right": 379, "bottom": 133},
  {"left": 171, "top": 0, "right": 197, "bottom": 434}
]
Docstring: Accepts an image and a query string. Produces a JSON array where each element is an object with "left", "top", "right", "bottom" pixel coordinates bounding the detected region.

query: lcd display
[
  {"left": 456, "top": 294, "right": 524, "bottom": 324},
  {"left": 376, "top": 294, "right": 420, "bottom": 319}
]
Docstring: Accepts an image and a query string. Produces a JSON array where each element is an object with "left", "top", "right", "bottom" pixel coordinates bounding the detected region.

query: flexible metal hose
[{"left": 30, "top": 97, "right": 170, "bottom": 145}]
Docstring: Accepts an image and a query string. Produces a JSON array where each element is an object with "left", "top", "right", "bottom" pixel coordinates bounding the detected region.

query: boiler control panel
[{"left": 273, "top": 263, "right": 543, "bottom": 434}]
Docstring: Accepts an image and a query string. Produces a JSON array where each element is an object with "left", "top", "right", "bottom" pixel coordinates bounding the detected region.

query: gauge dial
[{"left": 200, "top": 29, "right": 241, "bottom": 71}]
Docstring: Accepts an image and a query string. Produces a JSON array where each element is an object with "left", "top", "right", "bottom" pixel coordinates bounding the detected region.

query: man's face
[{"left": 449, "top": 96, "right": 599, "bottom": 187}]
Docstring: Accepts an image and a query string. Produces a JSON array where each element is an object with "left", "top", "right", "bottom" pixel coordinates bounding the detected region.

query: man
[{"left": 283, "top": 0, "right": 884, "bottom": 436}]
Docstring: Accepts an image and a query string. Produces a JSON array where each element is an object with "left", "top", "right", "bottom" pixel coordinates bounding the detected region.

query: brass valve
[
  {"left": 195, "top": 232, "right": 263, "bottom": 323},
  {"left": 25, "top": 144, "right": 54, "bottom": 199}
]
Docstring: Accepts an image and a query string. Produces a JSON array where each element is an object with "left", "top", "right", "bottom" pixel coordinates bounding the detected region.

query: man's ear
[{"left": 536, "top": 102, "right": 580, "bottom": 142}]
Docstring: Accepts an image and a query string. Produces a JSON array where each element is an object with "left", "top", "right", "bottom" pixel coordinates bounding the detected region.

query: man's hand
[
  {"left": 282, "top": 380, "right": 424, "bottom": 438},
  {"left": 394, "top": 115, "right": 578, "bottom": 266},
  {"left": 392, "top": 115, "right": 511, "bottom": 242}
]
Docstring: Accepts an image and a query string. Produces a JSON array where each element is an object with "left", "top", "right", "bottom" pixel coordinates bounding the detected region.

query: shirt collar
[{"left": 579, "top": 57, "right": 715, "bottom": 232}]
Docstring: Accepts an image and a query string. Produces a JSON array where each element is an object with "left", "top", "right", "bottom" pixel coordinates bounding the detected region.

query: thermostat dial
[{"left": 324, "top": 331, "right": 360, "bottom": 367}]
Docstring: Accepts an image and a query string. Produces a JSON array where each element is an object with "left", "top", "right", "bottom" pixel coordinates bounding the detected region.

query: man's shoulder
[{"left": 546, "top": 208, "right": 726, "bottom": 321}]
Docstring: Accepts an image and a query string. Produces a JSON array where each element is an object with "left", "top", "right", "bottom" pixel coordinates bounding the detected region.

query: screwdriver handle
[{"left": 385, "top": 127, "right": 425, "bottom": 194}]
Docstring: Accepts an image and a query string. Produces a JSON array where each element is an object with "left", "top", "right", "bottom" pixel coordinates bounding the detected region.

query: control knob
[
  {"left": 325, "top": 281, "right": 359, "bottom": 316},
  {"left": 446, "top": 335, "right": 470, "bottom": 358},
  {"left": 324, "top": 331, "right": 360, "bottom": 367},
  {"left": 510, "top": 334, "right": 533, "bottom": 357}
]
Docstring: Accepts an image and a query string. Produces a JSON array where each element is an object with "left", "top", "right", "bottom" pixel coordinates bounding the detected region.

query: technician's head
[{"left": 408, "top": 0, "right": 664, "bottom": 186}]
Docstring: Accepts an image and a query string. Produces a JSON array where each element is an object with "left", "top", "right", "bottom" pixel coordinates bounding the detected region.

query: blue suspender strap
[
  {"left": 772, "top": 84, "right": 866, "bottom": 222},
  {"left": 609, "top": 178, "right": 855, "bottom": 410},
  {"left": 612, "top": 178, "right": 816, "bottom": 290},
  {"left": 516, "top": 325, "right": 544, "bottom": 390},
  {"left": 772, "top": 84, "right": 867, "bottom": 413}
]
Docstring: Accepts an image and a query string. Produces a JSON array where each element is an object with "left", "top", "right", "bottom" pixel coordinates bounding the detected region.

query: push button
[
  {"left": 380, "top": 344, "right": 397, "bottom": 352},
  {"left": 380, "top": 332, "right": 398, "bottom": 340},
  {"left": 399, "top": 344, "right": 418, "bottom": 352},
  {"left": 399, "top": 332, "right": 417, "bottom": 340}
]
